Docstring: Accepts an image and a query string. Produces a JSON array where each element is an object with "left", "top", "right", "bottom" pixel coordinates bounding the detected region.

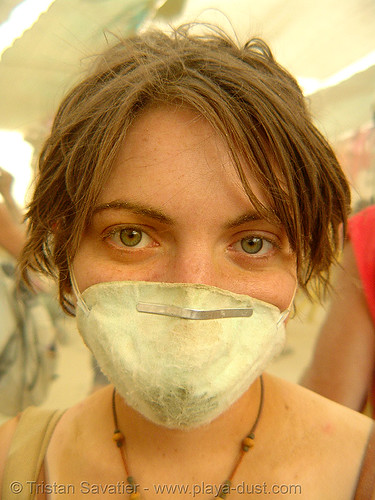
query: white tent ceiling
[{"left": 0, "top": 0, "right": 374, "bottom": 144}]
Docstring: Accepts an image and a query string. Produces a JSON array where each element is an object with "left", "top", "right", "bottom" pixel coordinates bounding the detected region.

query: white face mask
[{"left": 73, "top": 279, "right": 292, "bottom": 429}]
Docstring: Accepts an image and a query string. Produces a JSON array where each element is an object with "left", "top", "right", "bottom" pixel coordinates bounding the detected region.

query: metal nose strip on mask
[{"left": 136, "top": 302, "right": 253, "bottom": 320}]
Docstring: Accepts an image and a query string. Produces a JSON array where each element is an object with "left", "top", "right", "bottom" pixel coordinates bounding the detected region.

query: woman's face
[{"left": 73, "top": 105, "right": 297, "bottom": 311}]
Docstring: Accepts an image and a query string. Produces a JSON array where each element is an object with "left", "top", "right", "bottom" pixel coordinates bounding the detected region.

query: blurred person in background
[
  {"left": 302, "top": 203, "right": 375, "bottom": 417},
  {"left": 0, "top": 167, "right": 26, "bottom": 259},
  {"left": 0, "top": 167, "right": 61, "bottom": 417}
]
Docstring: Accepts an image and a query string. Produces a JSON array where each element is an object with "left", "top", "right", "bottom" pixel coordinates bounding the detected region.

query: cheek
[
  {"left": 72, "top": 248, "right": 164, "bottom": 292},
  {"left": 228, "top": 268, "right": 297, "bottom": 312},
  {"left": 71, "top": 240, "right": 111, "bottom": 292},
  {"left": 230, "top": 249, "right": 297, "bottom": 311},
  {"left": 261, "top": 273, "right": 297, "bottom": 311}
]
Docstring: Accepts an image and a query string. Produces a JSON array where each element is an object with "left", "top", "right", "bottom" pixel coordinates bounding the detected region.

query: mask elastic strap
[
  {"left": 68, "top": 261, "right": 90, "bottom": 316},
  {"left": 276, "top": 285, "right": 298, "bottom": 327}
]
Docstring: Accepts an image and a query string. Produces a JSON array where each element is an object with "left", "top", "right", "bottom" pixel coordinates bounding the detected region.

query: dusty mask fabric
[{"left": 74, "top": 280, "right": 289, "bottom": 429}]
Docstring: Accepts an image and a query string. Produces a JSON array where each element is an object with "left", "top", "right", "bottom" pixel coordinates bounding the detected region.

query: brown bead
[
  {"left": 242, "top": 436, "right": 254, "bottom": 451},
  {"left": 113, "top": 431, "right": 124, "bottom": 445}
]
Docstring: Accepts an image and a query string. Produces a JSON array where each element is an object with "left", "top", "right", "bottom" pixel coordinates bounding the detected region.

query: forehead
[{"left": 98, "top": 105, "right": 272, "bottom": 220}]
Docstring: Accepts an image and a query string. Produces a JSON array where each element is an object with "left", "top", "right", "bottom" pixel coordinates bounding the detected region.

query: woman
[{"left": 0, "top": 25, "right": 374, "bottom": 499}]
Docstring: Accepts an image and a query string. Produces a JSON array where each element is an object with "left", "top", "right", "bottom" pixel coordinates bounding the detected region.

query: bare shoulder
[
  {"left": 0, "top": 415, "right": 20, "bottom": 491},
  {"left": 262, "top": 374, "right": 373, "bottom": 497},
  {"left": 267, "top": 373, "right": 372, "bottom": 439}
]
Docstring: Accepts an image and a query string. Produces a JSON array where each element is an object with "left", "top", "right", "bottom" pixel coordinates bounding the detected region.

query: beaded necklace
[{"left": 112, "top": 375, "right": 264, "bottom": 499}]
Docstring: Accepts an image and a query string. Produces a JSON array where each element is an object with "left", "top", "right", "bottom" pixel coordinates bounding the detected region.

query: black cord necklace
[{"left": 112, "top": 375, "right": 264, "bottom": 499}]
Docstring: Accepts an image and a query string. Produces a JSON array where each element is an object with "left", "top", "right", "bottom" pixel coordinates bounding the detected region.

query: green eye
[
  {"left": 107, "top": 226, "right": 153, "bottom": 250},
  {"left": 119, "top": 228, "right": 143, "bottom": 247},
  {"left": 241, "top": 237, "right": 263, "bottom": 254}
]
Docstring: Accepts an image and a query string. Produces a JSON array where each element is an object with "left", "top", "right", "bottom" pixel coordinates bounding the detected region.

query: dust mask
[{"left": 72, "top": 277, "right": 292, "bottom": 429}]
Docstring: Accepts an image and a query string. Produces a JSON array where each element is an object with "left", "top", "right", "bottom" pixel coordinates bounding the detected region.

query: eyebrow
[
  {"left": 93, "top": 200, "right": 274, "bottom": 230},
  {"left": 92, "top": 200, "right": 174, "bottom": 224},
  {"left": 224, "top": 212, "right": 264, "bottom": 229}
]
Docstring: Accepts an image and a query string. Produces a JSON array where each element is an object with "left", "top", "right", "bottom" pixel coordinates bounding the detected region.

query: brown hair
[{"left": 21, "top": 24, "right": 350, "bottom": 313}]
